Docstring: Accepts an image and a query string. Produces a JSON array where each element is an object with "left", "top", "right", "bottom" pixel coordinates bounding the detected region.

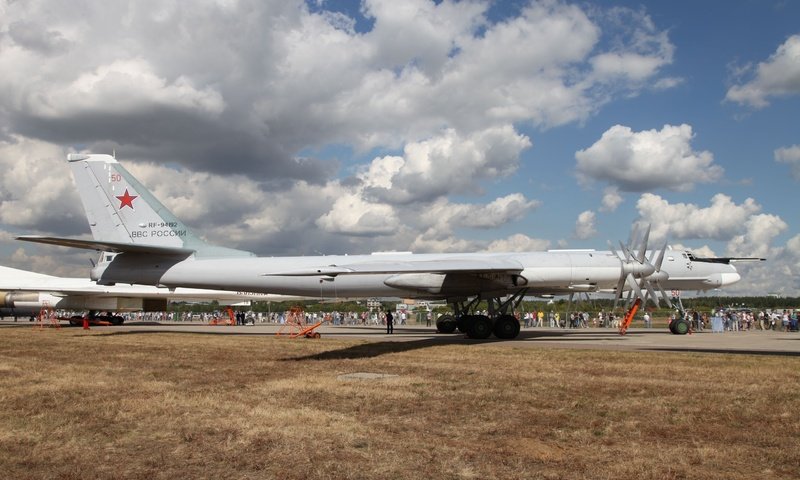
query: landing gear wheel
[
  {"left": 493, "top": 314, "right": 520, "bottom": 340},
  {"left": 671, "top": 318, "right": 690, "bottom": 335},
  {"left": 436, "top": 314, "right": 457, "bottom": 334},
  {"left": 467, "top": 315, "right": 493, "bottom": 339}
]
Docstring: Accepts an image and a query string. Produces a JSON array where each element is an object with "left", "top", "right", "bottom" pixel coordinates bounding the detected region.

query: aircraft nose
[
  {"left": 720, "top": 272, "right": 741, "bottom": 286},
  {"left": 704, "top": 272, "right": 741, "bottom": 287}
]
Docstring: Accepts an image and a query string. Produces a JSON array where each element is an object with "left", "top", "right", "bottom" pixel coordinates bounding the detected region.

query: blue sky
[{"left": 0, "top": 0, "right": 798, "bottom": 295}]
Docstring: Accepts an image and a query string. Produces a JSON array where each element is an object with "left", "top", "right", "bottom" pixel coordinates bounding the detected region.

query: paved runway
[{"left": 5, "top": 320, "right": 798, "bottom": 355}]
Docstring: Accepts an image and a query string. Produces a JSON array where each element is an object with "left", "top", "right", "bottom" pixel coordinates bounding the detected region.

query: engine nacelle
[
  {"left": 0, "top": 291, "right": 166, "bottom": 312},
  {"left": 1, "top": 291, "right": 44, "bottom": 308},
  {"left": 384, "top": 273, "right": 446, "bottom": 294}
]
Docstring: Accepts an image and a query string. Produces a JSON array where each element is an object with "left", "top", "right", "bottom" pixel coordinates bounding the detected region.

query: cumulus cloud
[
  {"left": 484, "top": 234, "right": 550, "bottom": 252},
  {"left": 726, "top": 214, "right": 787, "bottom": 259},
  {"left": 29, "top": 59, "right": 226, "bottom": 118},
  {"left": 723, "top": 234, "right": 800, "bottom": 296},
  {"left": 634, "top": 194, "right": 792, "bottom": 294},
  {"left": 0, "top": 1, "right": 675, "bottom": 177},
  {"left": 0, "top": 136, "right": 85, "bottom": 234},
  {"left": 575, "top": 124, "right": 723, "bottom": 192},
  {"left": 726, "top": 34, "right": 800, "bottom": 108},
  {"left": 600, "top": 186, "right": 623, "bottom": 212},
  {"left": 7, "top": 20, "right": 71, "bottom": 55},
  {"left": 362, "top": 126, "right": 532, "bottom": 204},
  {"left": 636, "top": 193, "right": 762, "bottom": 242},
  {"left": 417, "top": 194, "right": 540, "bottom": 232},
  {"left": 775, "top": 144, "right": 800, "bottom": 180},
  {"left": 573, "top": 210, "right": 596, "bottom": 239},
  {"left": 315, "top": 192, "right": 399, "bottom": 236}
]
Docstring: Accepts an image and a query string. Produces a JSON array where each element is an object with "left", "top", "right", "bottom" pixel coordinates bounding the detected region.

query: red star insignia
[{"left": 116, "top": 188, "right": 138, "bottom": 210}]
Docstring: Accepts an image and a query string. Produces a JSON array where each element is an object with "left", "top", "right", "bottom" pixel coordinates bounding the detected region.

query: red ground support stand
[
  {"left": 34, "top": 303, "right": 61, "bottom": 330},
  {"left": 209, "top": 307, "right": 236, "bottom": 326},
  {"left": 276, "top": 306, "right": 323, "bottom": 338},
  {"left": 292, "top": 321, "right": 323, "bottom": 339},
  {"left": 618, "top": 298, "right": 642, "bottom": 336}
]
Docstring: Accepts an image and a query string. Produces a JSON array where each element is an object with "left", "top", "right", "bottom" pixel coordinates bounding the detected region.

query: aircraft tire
[
  {"left": 110, "top": 315, "right": 125, "bottom": 326},
  {"left": 668, "top": 318, "right": 681, "bottom": 334},
  {"left": 436, "top": 314, "right": 457, "bottom": 334},
  {"left": 467, "top": 315, "right": 493, "bottom": 339},
  {"left": 493, "top": 314, "right": 520, "bottom": 340},
  {"left": 672, "top": 318, "right": 690, "bottom": 335}
]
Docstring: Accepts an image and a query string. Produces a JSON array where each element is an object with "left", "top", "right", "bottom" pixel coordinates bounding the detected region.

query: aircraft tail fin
[{"left": 65, "top": 154, "right": 252, "bottom": 258}]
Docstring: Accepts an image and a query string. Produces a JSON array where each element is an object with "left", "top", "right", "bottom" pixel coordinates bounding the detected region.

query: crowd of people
[
  {"left": 704, "top": 308, "right": 799, "bottom": 332},
  {"left": 17, "top": 306, "right": 797, "bottom": 333}
]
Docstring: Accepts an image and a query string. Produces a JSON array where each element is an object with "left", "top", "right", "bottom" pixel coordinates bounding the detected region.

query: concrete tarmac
[{"left": 4, "top": 320, "right": 798, "bottom": 356}]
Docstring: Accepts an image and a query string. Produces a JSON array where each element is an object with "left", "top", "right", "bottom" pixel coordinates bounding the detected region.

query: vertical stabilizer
[{"left": 66, "top": 154, "right": 252, "bottom": 258}]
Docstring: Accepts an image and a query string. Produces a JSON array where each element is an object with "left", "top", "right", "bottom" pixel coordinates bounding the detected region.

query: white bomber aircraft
[
  {"left": 0, "top": 264, "right": 300, "bottom": 323},
  {"left": 17, "top": 154, "right": 760, "bottom": 339}
]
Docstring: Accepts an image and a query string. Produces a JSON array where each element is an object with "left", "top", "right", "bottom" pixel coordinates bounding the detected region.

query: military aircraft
[
  {"left": 17, "top": 154, "right": 759, "bottom": 339},
  {"left": 0, "top": 263, "right": 299, "bottom": 323}
]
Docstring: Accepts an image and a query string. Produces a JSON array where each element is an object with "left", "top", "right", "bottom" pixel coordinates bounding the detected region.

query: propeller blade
[
  {"left": 643, "top": 279, "right": 659, "bottom": 308},
  {"left": 657, "top": 283, "right": 673, "bottom": 309},
  {"left": 627, "top": 224, "right": 640, "bottom": 252},
  {"left": 653, "top": 242, "right": 667, "bottom": 271},
  {"left": 637, "top": 224, "right": 651, "bottom": 264},
  {"left": 612, "top": 274, "right": 626, "bottom": 310},
  {"left": 625, "top": 274, "right": 645, "bottom": 302},
  {"left": 619, "top": 240, "right": 632, "bottom": 261}
]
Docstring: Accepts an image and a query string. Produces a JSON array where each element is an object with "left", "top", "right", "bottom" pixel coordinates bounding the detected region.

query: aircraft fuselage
[{"left": 93, "top": 249, "right": 739, "bottom": 300}]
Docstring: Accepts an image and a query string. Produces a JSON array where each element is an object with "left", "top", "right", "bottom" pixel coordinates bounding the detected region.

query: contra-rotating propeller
[{"left": 609, "top": 225, "right": 673, "bottom": 310}]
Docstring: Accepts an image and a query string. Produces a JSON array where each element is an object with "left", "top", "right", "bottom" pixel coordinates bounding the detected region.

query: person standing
[
  {"left": 643, "top": 312, "right": 651, "bottom": 328},
  {"left": 386, "top": 310, "right": 394, "bottom": 334}
]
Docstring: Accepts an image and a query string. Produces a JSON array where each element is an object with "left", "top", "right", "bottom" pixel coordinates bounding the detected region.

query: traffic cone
[{"left": 83, "top": 317, "right": 90, "bottom": 330}]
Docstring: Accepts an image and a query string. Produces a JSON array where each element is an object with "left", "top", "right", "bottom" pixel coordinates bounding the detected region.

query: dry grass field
[{"left": 1, "top": 327, "right": 798, "bottom": 480}]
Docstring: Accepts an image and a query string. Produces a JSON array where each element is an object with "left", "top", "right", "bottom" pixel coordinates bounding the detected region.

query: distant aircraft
[
  {"left": 17, "top": 154, "right": 762, "bottom": 339},
  {"left": 0, "top": 263, "right": 300, "bottom": 323}
]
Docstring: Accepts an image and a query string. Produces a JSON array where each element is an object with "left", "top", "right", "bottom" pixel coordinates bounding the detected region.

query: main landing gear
[{"left": 436, "top": 290, "right": 527, "bottom": 340}]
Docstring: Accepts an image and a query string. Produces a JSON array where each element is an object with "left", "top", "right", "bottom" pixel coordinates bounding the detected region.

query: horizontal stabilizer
[{"left": 16, "top": 235, "right": 195, "bottom": 256}]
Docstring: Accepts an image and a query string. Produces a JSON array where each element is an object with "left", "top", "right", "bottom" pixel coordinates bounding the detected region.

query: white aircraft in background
[
  {"left": 17, "top": 154, "right": 761, "bottom": 339},
  {"left": 0, "top": 263, "right": 300, "bottom": 323}
]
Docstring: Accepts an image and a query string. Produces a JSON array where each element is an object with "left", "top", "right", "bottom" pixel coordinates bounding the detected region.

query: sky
[{"left": 0, "top": 0, "right": 798, "bottom": 296}]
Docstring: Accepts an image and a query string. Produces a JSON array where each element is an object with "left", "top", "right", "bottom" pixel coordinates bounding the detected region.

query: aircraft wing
[
  {"left": 15, "top": 235, "right": 195, "bottom": 256},
  {"left": 1, "top": 259, "right": 313, "bottom": 306},
  {"left": 263, "top": 257, "right": 525, "bottom": 276}
]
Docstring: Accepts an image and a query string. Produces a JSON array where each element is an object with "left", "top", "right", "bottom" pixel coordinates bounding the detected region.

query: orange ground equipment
[
  {"left": 618, "top": 298, "right": 642, "bottom": 335},
  {"left": 34, "top": 303, "right": 61, "bottom": 330},
  {"left": 209, "top": 307, "right": 236, "bottom": 326},
  {"left": 276, "top": 306, "right": 323, "bottom": 339}
]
